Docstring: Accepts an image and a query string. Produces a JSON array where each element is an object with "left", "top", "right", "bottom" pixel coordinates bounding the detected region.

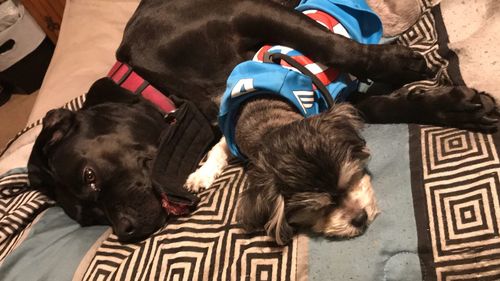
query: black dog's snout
[
  {"left": 351, "top": 210, "right": 368, "bottom": 228},
  {"left": 116, "top": 216, "right": 138, "bottom": 239}
]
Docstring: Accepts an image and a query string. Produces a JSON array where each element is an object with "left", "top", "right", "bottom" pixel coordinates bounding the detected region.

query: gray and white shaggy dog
[{"left": 185, "top": 0, "right": 497, "bottom": 245}]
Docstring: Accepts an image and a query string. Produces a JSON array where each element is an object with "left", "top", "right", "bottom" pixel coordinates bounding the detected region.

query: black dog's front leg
[
  {"left": 232, "top": 0, "right": 433, "bottom": 85},
  {"left": 350, "top": 86, "right": 499, "bottom": 132}
]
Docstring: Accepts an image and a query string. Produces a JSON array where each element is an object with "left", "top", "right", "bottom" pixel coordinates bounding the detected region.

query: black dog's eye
[{"left": 83, "top": 167, "right": 100, "bottom": 192}]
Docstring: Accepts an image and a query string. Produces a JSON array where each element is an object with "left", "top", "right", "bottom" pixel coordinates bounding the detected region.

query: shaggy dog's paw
[
  {"left": 415, "top": 86, "right": 499, "bottom": 132},
  {"left": 184, "top": 171, "right": 208, "bottom": 193},
  {"left": 367, "top": 45, "right": 436, "bottom": 85},
  {"left": 185, "top": 165, "right": 221, "bottom": 193},
  {"left": 184, "top": 137, "right": 230, "bottom": 193}
]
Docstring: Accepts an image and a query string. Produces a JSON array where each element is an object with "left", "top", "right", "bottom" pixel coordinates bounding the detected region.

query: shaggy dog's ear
[
  {"left": 28, "top": 108, "right": 77, "bottom": 197},
  {"left": 82, "top": 77, "right": 139, "bottom": 109},
  {"left": 237, "top": 163, "right": 294, "bottom": 245},
  {"left": 318, "top": 103, "right": 369, "bottom": 163}
]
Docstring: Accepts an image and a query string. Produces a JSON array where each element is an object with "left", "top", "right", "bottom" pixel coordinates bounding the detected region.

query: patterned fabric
[
  {"left": 77, "top": 163, "right": 306, "bottom": 281},
  {"left": 402, "top": 1, "right": 500, "bottom": 279},
  {"left": 410, "top": 126, "right": 500, "bottom": 280},
  {"left": 0, "top": 172, "right": 49, "bottom": 264}
]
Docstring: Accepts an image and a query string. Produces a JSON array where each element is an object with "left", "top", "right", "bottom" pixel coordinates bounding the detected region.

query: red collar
[{"left": 107, "top": 62, "right": 176, "bottom": 114}]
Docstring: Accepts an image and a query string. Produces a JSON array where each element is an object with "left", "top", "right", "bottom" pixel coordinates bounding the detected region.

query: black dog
[{"left": 28, "top": 0, "right": 497, "bottom": 243}]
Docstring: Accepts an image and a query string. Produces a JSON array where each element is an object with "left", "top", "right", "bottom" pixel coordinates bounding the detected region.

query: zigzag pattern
[
  {"left": 398, "top": 12, "right": 451, "bottom": 91},
  {"left": 0, "top": 172, "right": 52, "bottom": 264},
  {"left": 82, "top": 163, "right": 300, "bottom": 281}
]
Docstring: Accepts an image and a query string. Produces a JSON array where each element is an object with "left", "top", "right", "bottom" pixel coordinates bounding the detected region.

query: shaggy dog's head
[{"left": 237, "top": 104, "right": 379, "bottom": 245}]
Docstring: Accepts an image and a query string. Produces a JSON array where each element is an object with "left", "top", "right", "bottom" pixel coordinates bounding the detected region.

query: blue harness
[{"left": 219, "top": 0, "right": 383, "bottom": 159}]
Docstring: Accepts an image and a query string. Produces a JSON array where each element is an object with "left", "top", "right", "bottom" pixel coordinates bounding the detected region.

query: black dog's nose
[
  {"left": 115, "top": 216, "right": 137, "bottom": 239},
  {"left": 351, "top": 210, "right": 368, "bottom": 228}
]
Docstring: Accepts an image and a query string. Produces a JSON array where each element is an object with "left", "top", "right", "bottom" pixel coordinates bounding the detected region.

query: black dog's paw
[
  {"left": 366, "top": 45, "right": 436, "bottom": 85},
  {"left": 416, "top": 86, "right": 499, "bottom": 133}
]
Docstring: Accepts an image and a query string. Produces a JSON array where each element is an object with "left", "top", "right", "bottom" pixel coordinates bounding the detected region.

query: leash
[{"left": 262, "top": 52, "right": 336, "bottom": 108}]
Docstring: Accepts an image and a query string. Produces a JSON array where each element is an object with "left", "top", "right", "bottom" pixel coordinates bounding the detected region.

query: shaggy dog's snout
[{"left": 313, "top": 174, "right": 379, "bottom": 238}]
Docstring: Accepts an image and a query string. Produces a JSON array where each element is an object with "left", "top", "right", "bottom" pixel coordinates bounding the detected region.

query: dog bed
[{"left": 0, "top": 0, "right": 499, "bottom": 280}]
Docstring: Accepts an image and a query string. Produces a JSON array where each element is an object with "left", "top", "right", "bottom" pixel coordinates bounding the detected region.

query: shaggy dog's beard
[{"left": 235, "top": 100, "right": 379, "bottom": 245}]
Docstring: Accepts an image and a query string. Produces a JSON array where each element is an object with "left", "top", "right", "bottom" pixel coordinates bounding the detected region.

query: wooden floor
[{"left": 0, "top": 92, "right": 38, "bottom": 151}]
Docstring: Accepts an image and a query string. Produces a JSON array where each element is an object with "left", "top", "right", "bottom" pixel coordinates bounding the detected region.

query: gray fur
[{"left": 236, "top": 99, "right": 375, "bottom": 244}]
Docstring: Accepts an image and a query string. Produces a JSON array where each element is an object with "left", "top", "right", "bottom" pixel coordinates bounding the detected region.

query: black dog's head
[
  {"left": 28, "top": 78, "right": 168, "bottom": 242},
  {"left": 237, "top": 104, "right": 379, "bottom": 245}
]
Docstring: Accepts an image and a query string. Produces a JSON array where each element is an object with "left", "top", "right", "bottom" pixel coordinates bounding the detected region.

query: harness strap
[{"left": 263, "top": 52, "right": 335, "bottom": 108}]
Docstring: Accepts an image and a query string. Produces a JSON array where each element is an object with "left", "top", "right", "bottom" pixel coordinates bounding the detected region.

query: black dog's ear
[
  {"left": 237, "top": 164, "right": 294, "bottom": 245},
  {"left": 28, "top": 108, "right": 77, "bottom": 196},
  {"left": 39, "top": 109, "right": 76, "bottom": 153},
  {"left": 82, "top": 77, "right": 139, "bottom": 109}
]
